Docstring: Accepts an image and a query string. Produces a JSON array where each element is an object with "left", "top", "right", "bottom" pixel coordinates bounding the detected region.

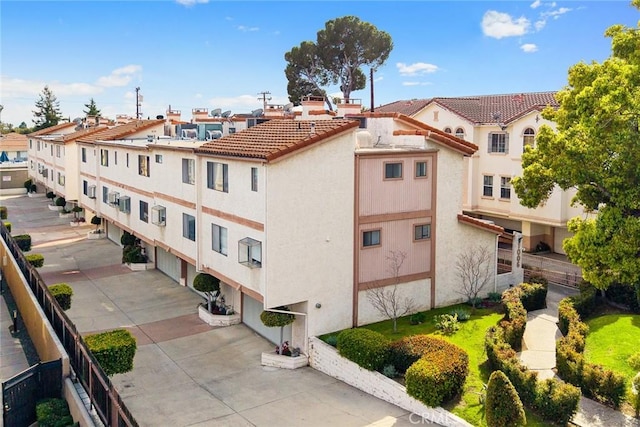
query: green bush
[
  {"left": 55, "top": 196, "right": 66, "bottom": 207},
  {"left": 449, "top": 307, "right": 471, "bottom": 321},
  {"left": 46, "top": 191, "right": 55, "bottom": 201},
  {"left": 36, "top": 397, "right": 73, "bottom": 427},
  {"left": 30, "top": 184, "right": 37, "bottom": 193},
  {"left": 572, "top": 283, "right": 600, "bottom": 317},
  {"left": 0, "top": 206, "right": 7, "bottom": 220},
  {"left": 26, "top": 253, "right": 44, "bottom": 267},
  {"left": 14, "top": 234, "right": 32, "bottom": 251},
  {"left": 49, "top": 283, "right": 73, "bottom": 311},
  {"left": 389, "top": 334, "right": 454, "bottom": 373},
  {"left": 120, "top": 231, "right": 137, "bottom": 246},
  {"left": 488, "top": 292, "right": 502, "bottom": 303},
  {"left": 605, "top": 282, "right": 640, "bottom": 313},
  {"left": 632, "top": 372, "right": 640, "bottom": 416},
  {"left": 122, "top": 245, "right": 146, "bottom": 264},
  {"left": 382, "top": 364, "right": 399, "bottom": 378},
  {"left": 527, "top": 274, "right": 549, "bottom": 287},
  {"left": 535, "top": 378, "right": 581, "bottom": 425},
  {"left": 409, "top": 312, "right": 426, "bottom": 325},
  {"left": 519, "top": 282, "right": 547, "bottom": 312},
  {"left": 627, "top": 352, "right": 640, "bottom": 370},
  {"left": 500, "top": 289, "right": 527, "bottom": 350},
  {"left": 485, "top": 370, "right": 526, "bottom": 427},
  {"left": 84, "top": 329, "right": 137, "bottom": 376},
  {"left": 3, "top": 221, "right": 11, "bottom": 232},
  {"left": 434, "top": 313, "right": 460, "bottom": 334},
  {"left": 405, "top": 338, "right": 469, "bottom": 407},
  {"left": 322, "top": 334, "right": 338, "bottom": 347},
  {"left": 24, "top": 179, "right": 33, "bottom": 191},
  {"left": 337, "top": 328, "right": 390, "bottom": 371}
]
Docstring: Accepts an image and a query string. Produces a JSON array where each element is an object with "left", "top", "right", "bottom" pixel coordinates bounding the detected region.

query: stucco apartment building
[
  {"left": 27, "top": 100, "right": 517, "bottom": 352},
  {"left": 375, "top": 92, "right": 584, "bottom": 254},
  {"left": 0, "top": 132, "right": 29, "bottom": 195}
]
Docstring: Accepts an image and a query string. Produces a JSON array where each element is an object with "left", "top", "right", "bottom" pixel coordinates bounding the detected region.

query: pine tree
[
  {"left": 83, "top": 98, "right": 101, "bottom": 116},
  {"left": 32, "top": 86, "right": 62, "bottom": 131}
]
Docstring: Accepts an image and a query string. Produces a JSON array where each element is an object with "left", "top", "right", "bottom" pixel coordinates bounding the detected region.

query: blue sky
[{"left": 1, "top": 1, "right": 637, "bottom": 125}]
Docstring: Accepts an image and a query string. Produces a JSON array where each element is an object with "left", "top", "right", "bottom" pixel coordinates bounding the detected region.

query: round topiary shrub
[
  {"left": 405, "top": 337, "right": 469, "bottom": 407},
  {"left": 90, "top": 215, "right": 102, "bottom": 232},
  {"left": 485, "top": 370, "right": 526, "bottom": 427},
  {"left": 260, "top": 306, "right": 296, "bottom": 355},
  {"left": 46, "top": 191, "right": 55, "bottom": 202},
  {"left": 49, "top": 283, "right": 73, "bottom": 311},
  {"left": 55, "top": 196, "right": 66, "bottom": 207},
  {"left": 193, "top": 273, "right": 221, "bottom": 312},
  {"left": 25, "top": 253, "right": 44, "bottom": 268},
  {"left": 120, "top": 231, "right": 137, "bottom": 246},
  {"left": 337, "top": 328, "right": 390, "bottom": 371},
  {"left": 390, "top": 334, "right": 455, "bottom": 373}
]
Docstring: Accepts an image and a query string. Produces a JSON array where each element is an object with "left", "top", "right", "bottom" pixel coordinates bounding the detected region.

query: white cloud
[
  {"left": 534, "top": 5, "right": 572, "bottom": 31},
  {"left": 96, "top": 65, "right": 142, "bottom": 88},
  {"left": 374, "top": 76, "right": 384, "bottom": 83},
  {"left": 482, "top": 11, "right": 530, "bottom": 39},
  {"left": 1, "top": 75, "right": 103, "bottom": 98},
  {"left": 195, "top": 93, "right": 203, "bottom": 99},
  {"left": 401, "top": 81, "right": 432, "bottom": 87},
  {"left": 530, "top": 0, "right": 541, "bottom": 8},
  {"left": 535, "top": 20, "right": 546, "bottom": 31},
  {"left": 521, "top": 43, "right": 538, "bottom": 53},
  {"left": 175, "top": 0, "right": 209, "bottom": 6},
  {"left": 396, "top": 62, "right": 439, "bottom": 76},
  {"left": 548, "top": 7, "right": 571, "bottom": 19},
  {"left": 237, "top": 25, "right": 259, "bottom": 32}
]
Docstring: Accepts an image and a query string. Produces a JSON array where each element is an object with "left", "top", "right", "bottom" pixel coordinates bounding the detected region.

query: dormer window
[
  {"left": 444, "top": 127, "right": 452, "bottom": 134},
  {"left": 455, "top": 127, "right": 465, "bottom": 140}
]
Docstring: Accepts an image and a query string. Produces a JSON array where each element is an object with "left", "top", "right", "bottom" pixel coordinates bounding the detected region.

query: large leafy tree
[
  {"left": 83, "top": 98, "right": 101, "bottom": 116},
  {"left": 512, "top": 0, "right": 640, "bottom": 290},
  {"left": 284, "top": 16, "right": 392, "bottom": 108},
  {"left": 32, "top": 85, "right": 63, "bottom": 130}
]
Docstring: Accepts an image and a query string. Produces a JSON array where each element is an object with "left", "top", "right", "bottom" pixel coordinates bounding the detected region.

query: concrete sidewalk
[
  {"left": 1, "top": 194, "right": 435, "bottom": 427},
  {"left": 520, "top": 285, "right": 640, "bottom": 427}
]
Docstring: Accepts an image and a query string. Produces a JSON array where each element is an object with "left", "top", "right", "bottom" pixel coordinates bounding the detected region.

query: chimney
[
  {"left": 301, "top": 96, "right": 325, "bottom": 119},
  {"left": 337, "top": 99, "right": 362, "bottom": 118},
  {"left": 310, "top": 122, "right": 316, "bottom": 135}
]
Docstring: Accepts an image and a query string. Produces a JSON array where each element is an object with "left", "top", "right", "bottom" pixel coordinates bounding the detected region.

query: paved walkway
[
  {"left": 1, "top": 194, "right": 438, "bottom": 427},
  {"left": 520, "top": 284, "right": 640, "bottom": 427}
]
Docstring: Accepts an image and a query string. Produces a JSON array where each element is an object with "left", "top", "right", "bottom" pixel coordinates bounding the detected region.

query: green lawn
[
  {"left": 584, "top": 313, "right": 640, "bottom": 394},
  {"left": 361, "top": 304, "right": 549, "bottom": 427}
]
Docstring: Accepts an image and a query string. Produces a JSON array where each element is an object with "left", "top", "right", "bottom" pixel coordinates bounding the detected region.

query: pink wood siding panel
[
  {"left": 358, "top": 156, "right": 433, "bottom": 216},
  {"left": 358, "top": 219, "right": 431, "bottom": 283}
]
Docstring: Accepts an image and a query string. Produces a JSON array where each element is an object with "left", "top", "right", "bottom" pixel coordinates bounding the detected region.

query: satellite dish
[
  {"left": 72, "top": 117, "right": 83, "bottom": 125},
  {"left": 211, "top": 108, "right": 222, "bottom": 117},
  {"left": 251, "top": 108, "right": 263, "bottom": 117},
  {"left": 221, "top": 110, "right": 231, "bottom": 118},
  {"left": 284, "top": 103, "right": 294, "bottom": 112}
]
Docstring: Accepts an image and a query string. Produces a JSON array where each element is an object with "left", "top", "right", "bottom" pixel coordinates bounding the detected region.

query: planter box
[
  {"left": 198, "top": 305, "right": 241, "bottom": 327},
  {"left": 48, "top": 204, "right": 62, "bottom": 211},
  {"left": 261, "top": 352, "right": 308, "bottom": 370},
  {"left": 28, "top": 192, "right": 44, "bottom": 198},
  {"left": 87, "top": 231, "right": 106, "bottom": 240},
  {"left": 59, "top": 212, "right": 72, "bottom": 218},
  {"left": 125, "top": 262, "right": 155, "bottom": 271}
]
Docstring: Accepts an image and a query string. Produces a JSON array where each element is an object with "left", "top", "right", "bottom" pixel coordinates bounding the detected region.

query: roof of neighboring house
[
  {"left": 50, "top": 126, "right": 109, "bottom": 143},
  {"left": 28, "top": 122, "right": 77, "bottom": 137},
  {"left": 0, "top": 132, "right": 28, "bottom": 151},
  {"left": 354, "top": 112, "right": 478, "bottom": 156},
  {"left": 374, "top": 92, "right": 558, "bottom": 125},
  {"left": 197, "top": 119, "right": 360, "bottom": 161},
  {"left": 76, "top": 120, "right": 165, "bottom": 143},
  {"left": 457, "top": 214, "right": 505, "bottom": 235}
]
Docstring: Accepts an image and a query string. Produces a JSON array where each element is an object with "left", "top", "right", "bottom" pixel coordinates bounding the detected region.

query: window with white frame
[
  {"left": 414, "top": 224, "right": 431, "bottom": 240},
  {"left": 500, "top": 176, "right": 512, "bottom": 199},
  {"left": 101, "top": 149, "right": 109, "bottom": 166},
  {"left": 207, "top": 161, "right": 228, "bottom": 192},
  {"left": 251, "top": 167, "right": 258, "bottom": 192},
  {"left": 138, "top": 155, "right": 150, "bottom": 177},
  {"left": 183, "top": 213, "right": 196, "bottom": 241},
  {"left": 57, "top": 172, "right": 65, "bottom": 186},
  {"left": 483, "top": 175, "right": 494, "bottom": 197},
  {"left": 455, "top": 127, "right": 465, "bottom": 139},
  {"left": 182, "top": 159, "right": 195, "bottom": 184},
  {"left": 238, "top": 237, "right": 261, "bottom": 268},
  {"left": 140, "top": 201, "right": 149, "bottom": 222},
  {"left": 81, "top": 147, "right": 87, "bottom": 163},
  {"left": 119, "top": 196, "right": 131, "bottom": 213},
  {"left": 523, "top": 128, "right": 535, "bottom": 150},
  {"left": 102, "top": 186, "right": 109, "bottom": 204},
  {"left": 363, "top": 230, "right": 381, "bottom": 247},
  {"left": 415, "top": 161, "right": 427, "bottom": 178},
  {"left": 488, "top": 132, "right": 509, "bottom": 153},
  {"left": 384, "top": 162, "right": 402, "bottom": 179},
  {"left": 56, "top": 145, "right": 61, "bottom": 158},
  {"left": 155, "top": 154, "right": 163, "bottom": 164},
  {"left": 212, "top": 224, "right": 228, "bottom": 255}
]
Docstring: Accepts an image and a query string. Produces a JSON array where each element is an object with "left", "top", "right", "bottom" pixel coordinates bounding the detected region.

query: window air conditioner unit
[
  {"left": 87, "top": 185, "right": 97, "bottom": 199},
  {"left": 151, "top": 205, "right": 166, "bottom": 226},
  {"left": 108, "top": 191, "right": 120, "bottom": 206},
  {"left": 118, "top": 196, "right": 131, "bottom": 213}
]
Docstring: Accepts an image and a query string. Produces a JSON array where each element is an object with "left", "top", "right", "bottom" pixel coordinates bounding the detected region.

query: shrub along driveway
[{"left": 3, "top": 193, "right": 429, "bottom": 427}]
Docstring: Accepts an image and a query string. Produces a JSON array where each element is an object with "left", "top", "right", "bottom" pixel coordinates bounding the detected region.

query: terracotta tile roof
[
  {"left": 76, "top": 120, "right": 165, "bottom": 143},
  {"left": 0, "top": 132, "right": 28, "bottom": 150},
  {"left": 352, "top": 112, "right": 478, "bottom": 156},
  {"left": 373, "top": 99, "right": 432, "bottom": 116},
  {"left": 197, "top": 119, "right": 359, "bottom": 161},
  {"left": 49, "top": 126, "right": 109, "bottom": 143},
  {"left": 374, "top": 92, "right": 558, "bottom": 125},
  {"left": 457, "top": 214, "right": 504, "bottom": 235},
  {"left": 28, "top": 121, "right": 76, "bottom": 136}
]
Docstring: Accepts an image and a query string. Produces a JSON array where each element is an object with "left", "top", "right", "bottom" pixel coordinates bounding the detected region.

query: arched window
[
  {"left": 523, "top": 128, "right": 535, "bottom": 150},
  {"left": 444, "top": 127, "right": 452, "bottom": 134},
  {"left": 455, "top": 127, "right": 465, "bottom": 139}
]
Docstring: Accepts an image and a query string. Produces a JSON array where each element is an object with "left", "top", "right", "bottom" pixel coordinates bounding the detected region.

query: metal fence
[
  {"left": 498, "top": 248, "right": 582, "bottom": 288},
  {"left": 1, "top": 223, "right": 138, "bottom": 427}
]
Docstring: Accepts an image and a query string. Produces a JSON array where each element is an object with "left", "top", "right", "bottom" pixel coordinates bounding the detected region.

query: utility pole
[
  {"left": 370, "top": 69, "right": 375, "bottom": 113},
  {"left": 135, "top": 87, "right": 143, "bottom": 119},
  {"left": 257, "top": 91, "right": 272, "bottom": 110}
]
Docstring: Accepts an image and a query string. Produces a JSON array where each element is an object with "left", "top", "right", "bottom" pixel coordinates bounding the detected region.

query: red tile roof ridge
[{"left": 457, "top": 214, "right": 504, "bottom": 235}]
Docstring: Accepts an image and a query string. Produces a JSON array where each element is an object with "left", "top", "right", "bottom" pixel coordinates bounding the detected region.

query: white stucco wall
[{"left": 357, "top": 279, "right": 431, "bottom": 326}]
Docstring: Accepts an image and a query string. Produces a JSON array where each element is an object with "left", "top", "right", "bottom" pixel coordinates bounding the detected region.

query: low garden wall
[
  {"left": 63, "top": 378, "right": 95, "bottom": 427},
  {"left": 308, "top": 336, "right": 472, "bottom": 427}
]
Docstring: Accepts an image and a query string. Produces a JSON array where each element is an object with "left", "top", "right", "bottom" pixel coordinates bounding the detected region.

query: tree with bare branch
[
  {"left": 456, "top": 245, "right": 494, "bottom": 308},
  {"left": 367, "top": 250, "right": 416, "bottom": 332}
]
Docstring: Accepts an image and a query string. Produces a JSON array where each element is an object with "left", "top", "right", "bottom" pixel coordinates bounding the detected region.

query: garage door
[
  {"left": 107, "top": 222, "right": 121, "bottom": 245},
  {"left": 554, "top": 227, "right": 573, "bottom": 255},
  {"left": 156, "top": 247, "right": 180, "bottom": 283},
  {"left": 242, "top": 294, "right": 291, "bottom": 345}
]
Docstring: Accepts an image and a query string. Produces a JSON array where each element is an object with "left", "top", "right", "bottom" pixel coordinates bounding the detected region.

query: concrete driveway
[{"left": 3, "top": 194, "right": 434, "bottom": 427}]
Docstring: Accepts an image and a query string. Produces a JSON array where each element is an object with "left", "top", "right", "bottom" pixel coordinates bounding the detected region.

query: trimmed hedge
[
  {"left": 500, "top": 289, "right": 527, "bottom": 351},
  {"left": 337, "top": 328, "right": 390, "bottom": 371},
  {"left": 50, "top": 283, "right": 73, "bottom": 311},
  {"left": 3, "top": 221, "right": 11, "bottom": 232},
  {"left": 14, "top": 234, "right": 32, "bottom": 251},
  {"left": 605, "top": 282, "right": 640, "bottom": 313},
  {"left": 632, "top": 373, "right": 640, "bottom": 416},
  {"left": 485, "top": 370, "right": 526, "bottom": 427},
  {"left": 556, "top": 298, "right": 627, "bottom": 407},
  {"left": 0, "top": 206, "right": 7, "bottom": 220},
  {"left": 405, "top": 337, "right": 469, "bottom": 407},
  {"left": 85, "top": 329, "right": 137, "bottom": 376},
  {"left": 390, "top": 334, "right": 453, "bottom": 373},
  {"left": 36, "top": 397, "right": 74, "bottom": 427},
  {"left": 519, "top": 282, "right": 547, "bottom": 312},
  {"left": 25, "top": 253, "right": 44, "bottom": 268}
]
